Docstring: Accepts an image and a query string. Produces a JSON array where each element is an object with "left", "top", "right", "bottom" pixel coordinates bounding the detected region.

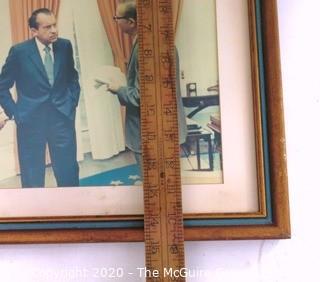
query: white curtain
[
  {"left": 84, "top": 67, "right": 125, "bottom": 159},
  {"left": 0, "top": 0, "right": 16, "bottom": 180},
  {"left": 59, "top": 0, "right": 125, "bottom": 160},
  {"left": 57, "top": 0, "right": 84, "bottom": 161}
]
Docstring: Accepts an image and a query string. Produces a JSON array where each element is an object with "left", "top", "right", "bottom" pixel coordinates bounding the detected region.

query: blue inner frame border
[{"left": 0, "top": 0, "right": 273, "bottom": 231}]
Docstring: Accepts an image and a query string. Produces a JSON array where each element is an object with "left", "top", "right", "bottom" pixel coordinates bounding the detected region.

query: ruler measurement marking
[
  {"left": 159, "top": 14, "right": 171, "bottom": 272},
  {"left": 156, "top": 0, "right": 167, "bottom": 271},
  {"left": 153, "top": 2, "right": 166, "bottom": 272},
  {"left": 138, "top": 0, "right": 185, "bottom": 280}
]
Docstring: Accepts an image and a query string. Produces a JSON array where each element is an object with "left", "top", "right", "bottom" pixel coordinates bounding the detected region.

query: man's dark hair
[
  {"left": 121, "top": 1, "right": 137, "bottom": 21},
  {"left": 28, "top": 8, "right": 53, "bottom": 29}
]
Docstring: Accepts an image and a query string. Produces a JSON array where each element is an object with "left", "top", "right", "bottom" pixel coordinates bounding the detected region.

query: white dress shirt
[{"left": 35, "top": 37, "right": 54, "bottom": 63}]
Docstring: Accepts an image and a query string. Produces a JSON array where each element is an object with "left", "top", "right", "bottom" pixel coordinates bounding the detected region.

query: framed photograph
[{"left": 0, "top": 0, "right": 290, "bottom": 243}]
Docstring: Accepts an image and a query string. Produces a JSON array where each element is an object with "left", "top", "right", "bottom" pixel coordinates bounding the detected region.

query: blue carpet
[{"left": 79, "top": 164, "right": 141, "bottom": 187}]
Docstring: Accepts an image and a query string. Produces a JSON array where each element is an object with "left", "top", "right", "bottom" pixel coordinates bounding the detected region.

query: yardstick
[{"left": 137, "top": 0, "right": 186, "bottom": 281}]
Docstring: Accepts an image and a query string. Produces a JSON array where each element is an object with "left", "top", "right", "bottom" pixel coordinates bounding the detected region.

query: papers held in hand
[
  {"left": 94, "top": 79, "right": 109, "bottom": 89},
  {"left": 92, "top": 65, "right": 126, "bottom": 91}
]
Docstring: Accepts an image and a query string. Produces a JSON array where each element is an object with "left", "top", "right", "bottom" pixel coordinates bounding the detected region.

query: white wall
[
  {"left": 176, "top": 0, "right": 218, "bottom": 96},
  {"left": 0, "top": 0, "right": 11, "bottom": 64},
  {"left": 0, "top": 0, "right": 319, "bottom": 281},
  {"left": 0, "top": 0, "right": 16, "bottom": 180}
]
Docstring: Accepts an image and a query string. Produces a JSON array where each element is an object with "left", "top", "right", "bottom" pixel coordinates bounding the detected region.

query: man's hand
[
  {"left": 107, "top": 79, "right": 122, "bottom": 94},
  {"left": 94, "top": 79, "right": 109, "bottom": 90}
]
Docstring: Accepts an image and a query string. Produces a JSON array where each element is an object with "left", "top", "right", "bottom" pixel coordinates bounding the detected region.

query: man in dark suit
[
  {"left": 108, "top": 1, "right": 187, "bottom": 180},
  {"left": 0, "top": 8, "right": 80, "bottom": 188}
]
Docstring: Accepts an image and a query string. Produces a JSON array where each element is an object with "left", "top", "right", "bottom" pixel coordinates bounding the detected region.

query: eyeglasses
[{"left": 113, "top": 15, "right": 128, "bottom": 21}]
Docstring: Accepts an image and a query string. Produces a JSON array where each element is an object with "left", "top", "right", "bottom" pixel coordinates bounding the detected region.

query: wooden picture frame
[{"left": 0, "top": 0, "right": 290, "bottom": 243}]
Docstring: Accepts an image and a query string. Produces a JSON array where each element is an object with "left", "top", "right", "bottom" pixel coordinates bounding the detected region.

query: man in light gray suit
[{"left": 108, "top": 0, "right": 187, "bottom": 178}]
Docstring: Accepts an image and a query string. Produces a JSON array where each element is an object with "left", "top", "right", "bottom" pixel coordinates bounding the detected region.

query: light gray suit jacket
[{"left": 116, "top": 41, "right": 187, "bottom": 153}]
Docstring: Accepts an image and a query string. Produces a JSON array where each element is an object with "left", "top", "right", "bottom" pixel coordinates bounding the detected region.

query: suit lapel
[
  {"left": 53, "top": 40, "right": 62, "bottom": 81},
  {"left": 127, "top": 40, "right": 138, "bottom": 68},
  {"left": 28, "top": 39, "right": 48, "bottom": 81}
]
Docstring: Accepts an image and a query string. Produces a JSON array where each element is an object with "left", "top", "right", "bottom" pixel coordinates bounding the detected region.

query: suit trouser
[{"left": 16, "top": 102, "right": 79, "bottom": 188}]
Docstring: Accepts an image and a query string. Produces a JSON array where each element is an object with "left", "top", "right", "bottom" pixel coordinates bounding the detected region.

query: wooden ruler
[{"left": 137, "top": 0, "right": 185, "bottom": 281}]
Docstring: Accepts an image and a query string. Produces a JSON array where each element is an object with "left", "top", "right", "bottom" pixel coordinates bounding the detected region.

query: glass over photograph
[{"left": 0, "top": 0, "right": 223, "bottom": 189}]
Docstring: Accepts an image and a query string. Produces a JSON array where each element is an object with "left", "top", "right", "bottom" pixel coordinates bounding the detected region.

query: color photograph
[{"left": 0, "top": 0, "right": 223, "bottom": 189}]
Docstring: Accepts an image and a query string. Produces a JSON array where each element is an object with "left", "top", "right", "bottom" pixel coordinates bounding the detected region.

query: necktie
[{"left": 44, "top": 46, "right": 54, "bottom": 86}]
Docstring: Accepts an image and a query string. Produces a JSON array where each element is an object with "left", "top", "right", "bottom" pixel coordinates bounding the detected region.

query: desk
[
  {"left": 207, "top": 115, "right": 221, "bottom": 152},
  {"left": 186, "top": 129, "right": 213, "bottom": 171},
  {"left": 182, "top": 94, "right": 219, "bottom": 118},
  {"left": 207, "top": 119, "right": 222, "bottom": 170}
]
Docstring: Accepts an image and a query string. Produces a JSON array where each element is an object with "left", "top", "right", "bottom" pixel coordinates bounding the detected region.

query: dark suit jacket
[
  {"left": 116, "top": 41, "right": 187, "bottom": 153},
  {"left": 0, "top": 38, "right": 80, "bottom": 123}
]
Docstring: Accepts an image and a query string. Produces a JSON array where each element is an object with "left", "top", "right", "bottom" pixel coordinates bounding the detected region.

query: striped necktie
[{"left": 44, "top": 45, "right": 54, "bottom": 86}]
